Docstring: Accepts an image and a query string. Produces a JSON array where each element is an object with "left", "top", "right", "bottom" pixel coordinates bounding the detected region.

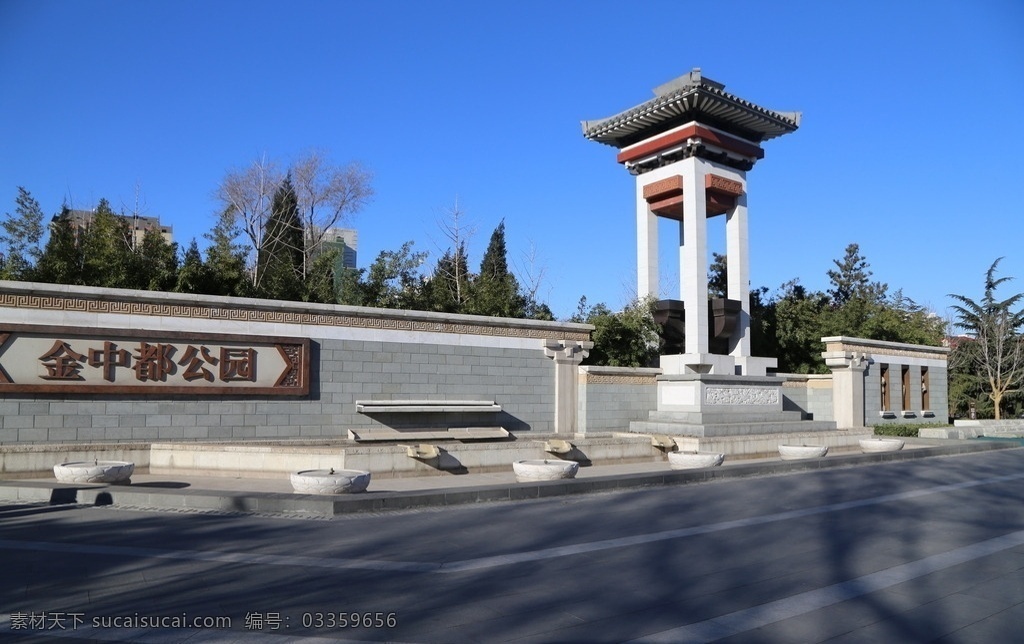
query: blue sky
[{"left": 1, "top": 0, "right": 1022, "bottom": 321}]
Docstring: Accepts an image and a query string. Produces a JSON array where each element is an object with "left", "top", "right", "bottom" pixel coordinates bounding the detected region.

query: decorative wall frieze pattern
[
  {"left": 580, "top": 373, "right": 659, "bottom": 386},
  {"left": 0, "top": 292, "right": 591, "bottom": 342}
]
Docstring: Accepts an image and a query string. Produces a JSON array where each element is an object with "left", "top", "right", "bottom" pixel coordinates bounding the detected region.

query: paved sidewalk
[{"left": 0, "top": 438, "right": 1016, "bottom": 517}]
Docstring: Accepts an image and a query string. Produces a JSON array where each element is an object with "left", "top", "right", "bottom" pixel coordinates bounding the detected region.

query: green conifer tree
[
  {"left": 34, "top": 208, "right": 83, "bottom": 285},
  {"left": 0, "top": 187, "right": 46, "bottom": 280},
  {"left": 204, "top": 207, "right": 252, "bottom": 297},
  {"left": 257, "top": 176, "right": 304, "bottom": 301},
  {"left": 470, "top": 220, "right": 525, "bottom": 318}
]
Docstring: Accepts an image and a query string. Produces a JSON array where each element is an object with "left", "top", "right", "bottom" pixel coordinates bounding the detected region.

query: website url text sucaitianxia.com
[{"left": 7, "top": 611, "right": 232, "bottom": 631}]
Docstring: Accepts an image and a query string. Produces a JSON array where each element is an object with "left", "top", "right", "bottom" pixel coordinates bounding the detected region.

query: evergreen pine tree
[
  {"left": 175, "top": 239, "right": 212, "bottom": 294},
  {"left": 470, "top": 220, "right": 525, "bottom": 317},
  {"left": 34, "top": 208, "right": 83, "bottom": 285},
  {"left": 79, "top": 199, "right": 133, "bottom": 288},
  {"left": 0, "top": 187, "right": 46, "bottom": 280},
  {"left": 304, "top": 248, "right": 340, "bottom": 303},
  {"left": 204, "top": 207, "right": 252, "bottom": 297},
  {"left": 128, "top": 228, "right": 179, "bottom": 291},
  {"left": 428, "top": 243, "right": 472, "bottom": 313},
  {"left": 827, "top": 243, "right": 886, "bottom": 305},
  {"left": 948, "top": 258, "right": 1024, "bottom": 419},
  {"left": 257, "top": 176, "right": 304, "bottom": 301}
]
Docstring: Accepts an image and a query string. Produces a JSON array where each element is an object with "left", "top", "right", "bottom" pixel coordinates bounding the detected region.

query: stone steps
[
  {"left": 646, "top": 410, "right": 808, "bottom": 424},
  {"left": 629, "top": 419, "right": 838, "bottom": 437},
  {"left": 651, "top": 430, "right": 872, "bottom": 459}
]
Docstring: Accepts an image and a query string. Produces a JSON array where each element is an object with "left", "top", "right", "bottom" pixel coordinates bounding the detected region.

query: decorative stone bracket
[
  {"left": 823, "top": 350, "right": 869, "bottom": 370},
  {"left": 544, "top": 339, "right": 592, "bottom": 364},
  {"left": 544, "top": 339, "right": 594, "bottom": 434}
]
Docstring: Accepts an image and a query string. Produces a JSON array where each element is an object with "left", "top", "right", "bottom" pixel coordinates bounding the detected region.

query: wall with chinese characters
[
  {"left": 2, "top": 327, "right": 308, "bottom": 396},
  {"left": 0, "top": 282, "right": 592, "bottom": 444}
]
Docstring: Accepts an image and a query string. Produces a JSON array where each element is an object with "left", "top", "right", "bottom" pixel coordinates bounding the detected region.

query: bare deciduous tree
[
  {"left": 514, "top": 239, "right": 552, "bottom": 317},
  {"left": 119, "top": 180, "right": 149, "bottom": 252},
  {"left": 431, "top": 197, "right": 475, "bottom": 310},
  {"left": 291, "top": 150, "right": 374, "bottom": 279},
  {"left": 215, "top": 154, "right": 283, "bottom": 284}
]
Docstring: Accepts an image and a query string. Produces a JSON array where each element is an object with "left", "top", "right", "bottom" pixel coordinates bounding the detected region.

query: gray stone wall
[
  {"left": 864, "top": 360, "right": 947, "bottom": 425},
  {"left": 926, "top": 367, "right": 948, "bottom": 421},
  {"left": 0, "top": 339, "right": 555, "bottom": 443},
  {"left": 0, "top": 282, "right": 588, "bottom": 444},
  {"left": 822, "top": 336, "right": 949, "bottom": 427},
  {"left": 864, "top": 363, "right": 882, "bottom": 422},
  {"left": 577, "top": 366, "right": 659, "bottom": 435},
  {"left": 320, "top": 339, "right": 554, "bottom": 434},
  {"left": 780, "top": 376, "right": 834, "bottom": 422}
]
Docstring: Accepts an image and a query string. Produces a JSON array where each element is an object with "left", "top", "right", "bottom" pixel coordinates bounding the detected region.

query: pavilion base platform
[
  {"left": 628, "top": 373, "right": 869, "bottom": 458},
  {"left": 623, "top": 430, "right": 873, "bottom": 460}
]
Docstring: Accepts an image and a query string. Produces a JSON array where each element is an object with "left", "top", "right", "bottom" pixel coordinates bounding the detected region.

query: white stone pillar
[
  {"left": 726, "top": 189, "right": 751, "bottom": 360},
  {"left": 680, "top": 157, "right": 709, "bottom": 355},
  {"left": 636, "top": 181, "right": 658, "bottom": 299},
  {"left": 544, "top": 339, "right": 593, "bottom": 435},
  {"left": 823, "top": 350, "right": 868, "bottom": 428}
]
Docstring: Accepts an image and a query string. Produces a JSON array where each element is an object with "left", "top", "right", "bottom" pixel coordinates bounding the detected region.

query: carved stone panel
[{"left": 704, "top": 386, "right": 779, "bottom": 406}]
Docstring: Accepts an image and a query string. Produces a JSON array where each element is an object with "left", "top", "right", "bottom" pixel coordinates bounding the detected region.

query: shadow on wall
[
  {"left": 309, "top": 340, "right": 322, "bottom": 400},
  {"left": 368, "top": 411, "right": 530, "bottom": 433}
]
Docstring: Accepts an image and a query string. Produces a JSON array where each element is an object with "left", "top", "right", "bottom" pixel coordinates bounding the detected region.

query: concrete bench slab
[
  {"left": 347, "top": 427, "right": 510, "bottom": 442},
  {"left": 356, "top": 400, "right": 502, "bottom": 414}
]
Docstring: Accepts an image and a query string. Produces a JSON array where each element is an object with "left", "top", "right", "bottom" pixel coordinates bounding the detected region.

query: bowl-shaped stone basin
[
  {"left": 668, "top": 452, "right": 725, "bottom": 470},
  {"left": 859, "top": 438, "right": 905, "bottom": 453},
  {"left": 778, "top": 444, "right": 828, "bottom": 460},
  {"left": 290, "top": 469, "right": 371, "bottom": 495},
  {"left": 513, "top": 459, "right": 579, "bottom": 482},
  {"left": 53, "top": 461, "right": 134, "bottom": 484}
]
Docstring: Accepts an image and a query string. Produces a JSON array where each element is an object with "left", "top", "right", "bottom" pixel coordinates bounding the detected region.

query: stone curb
[{"left": 0, "top": 441, "right": 1016, "bottom": 518}]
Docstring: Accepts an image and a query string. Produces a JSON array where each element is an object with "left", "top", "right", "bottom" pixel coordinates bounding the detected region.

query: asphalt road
[{"left": 3, "top": 448, "right": 1024, "bottom": 643}]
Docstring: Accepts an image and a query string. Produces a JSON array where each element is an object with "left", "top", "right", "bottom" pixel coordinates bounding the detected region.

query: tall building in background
[{"left": 321, "top": 227, "right": 358, "bottom": 270}]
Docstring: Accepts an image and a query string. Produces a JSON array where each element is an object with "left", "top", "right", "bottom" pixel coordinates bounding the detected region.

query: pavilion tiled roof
[{"left": 582, "top": 69, "right": 800, "bottom": 148}]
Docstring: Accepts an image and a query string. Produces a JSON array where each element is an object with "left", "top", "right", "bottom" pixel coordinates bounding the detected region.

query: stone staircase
[
  {"left": 629, "top": 409, "right": 870, "bottom": 459},
  {"left": 631, "top": 410, "right": 836, "bottom": 437}
]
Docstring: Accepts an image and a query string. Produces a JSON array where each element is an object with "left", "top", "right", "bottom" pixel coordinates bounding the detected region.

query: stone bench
[
  {"left": 347, "top": 427, "right": 510, "bottom": 442},
  {"left": 356, "top": 400, "right": 502, "bottom": 414},
  {"left": 351, "top": 400, "right": 507, "bottom": 442}
]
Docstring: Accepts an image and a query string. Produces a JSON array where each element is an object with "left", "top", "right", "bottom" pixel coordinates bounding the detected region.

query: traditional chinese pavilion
[{"left": 583, "top": 68, "right": 799, "bottom": 376}]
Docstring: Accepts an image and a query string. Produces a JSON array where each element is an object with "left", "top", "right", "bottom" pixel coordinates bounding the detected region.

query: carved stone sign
[{"left": 0, "top": 325, "right": 309, "bottom": 396}]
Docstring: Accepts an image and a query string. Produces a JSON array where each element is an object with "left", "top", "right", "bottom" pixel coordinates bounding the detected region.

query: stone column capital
[{"left": 544, "top": 339, "right": 593, "bottom": 364}]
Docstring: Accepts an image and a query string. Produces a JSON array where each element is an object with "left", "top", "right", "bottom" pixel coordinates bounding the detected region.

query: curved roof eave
[{"left": 582, "top": 84, "right": 800, "bottom": 148}]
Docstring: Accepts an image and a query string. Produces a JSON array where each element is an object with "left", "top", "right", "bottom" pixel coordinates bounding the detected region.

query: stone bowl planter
[
  {"left": 778, "top": 445, "right": 828, "bottom": 460},
  {"left": 290, "top": 468, "right": 371, "bottom": 495},
  {"left": 668, "top": 452, "right": 725, "bottom": 470},
  {"left": 859, "top": 438, "right": 905, "bottom": 453},
  {"left": 53, "top": 461, "right": 134, "bottom": 484},
  {"left": 513, "top": 459, "right": 579, "bottom": 483}
]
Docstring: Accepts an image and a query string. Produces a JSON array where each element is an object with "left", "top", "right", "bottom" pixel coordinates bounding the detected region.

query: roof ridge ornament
[{"left": 653, "top": 67, "right": 726, "bottom": 97}]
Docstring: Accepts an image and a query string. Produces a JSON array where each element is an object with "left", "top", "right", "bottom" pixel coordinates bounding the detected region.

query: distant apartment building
[{"left": 58, "top": 209, "right": 174, "bottom": 246}]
